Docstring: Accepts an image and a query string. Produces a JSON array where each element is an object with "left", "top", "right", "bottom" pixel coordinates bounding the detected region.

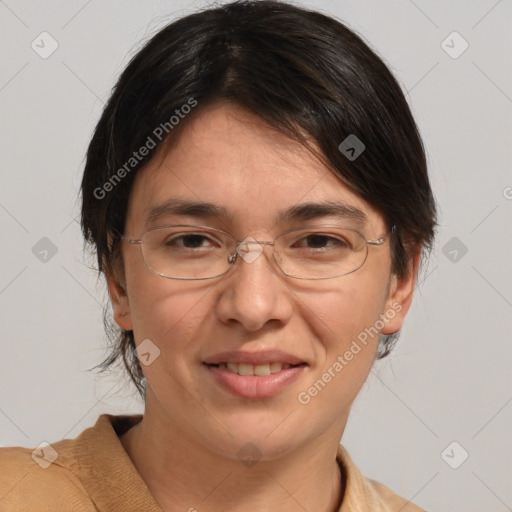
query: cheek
[
  {"left": 128, "top": 281, "right": 218, "bottom": 393},
  {"left": 303, "top": 276, "right": 388, "bottom": 347},
  {"left": 298, "top": 278, "right": 388, "bottom": 390},
  {"left": 125, "top": 259, "right": 216, "bottom": 348}
]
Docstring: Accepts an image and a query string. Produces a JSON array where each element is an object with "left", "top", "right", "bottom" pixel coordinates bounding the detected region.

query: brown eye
[
  {"left": 166, "top": 234, "right": 212, "bottom": 249},
  {"left": 293, "top": 234, "right": 348, "bottom": 250}
]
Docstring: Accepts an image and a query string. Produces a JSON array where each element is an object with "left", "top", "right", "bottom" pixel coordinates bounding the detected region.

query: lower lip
[{"left": 205, "top": 364, "right": 306, "bottom": 399}]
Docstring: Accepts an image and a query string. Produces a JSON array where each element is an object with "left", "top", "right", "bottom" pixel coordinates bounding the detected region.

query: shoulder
[
  {"left": 0, "top": 413, "right": 147, "bottom": 512},
  {"left": 0, "top": 414, "right": 144, "bottom": 512},
  {"left": 0, "top": 439, "right": 95, "bottom": 511},
  {"left": 336, "top": 444, "right": 427, "bottom": 511}
]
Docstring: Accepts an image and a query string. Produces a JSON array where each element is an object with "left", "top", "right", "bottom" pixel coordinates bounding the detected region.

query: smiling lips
[
  {"left": 217, "top": 362, "right": 294, "bottom": 376},
  {"left": 203, "top": 350, "right": 307, "bottom": 398}
]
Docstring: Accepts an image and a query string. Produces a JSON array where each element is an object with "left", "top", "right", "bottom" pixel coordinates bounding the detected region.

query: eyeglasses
[{"left": 121, "top": 224, "right": 390, "bottom": 280}]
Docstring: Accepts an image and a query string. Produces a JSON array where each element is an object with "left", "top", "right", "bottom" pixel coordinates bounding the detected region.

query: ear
[
  {"left": 105, "top": 267, "right": 133, "bottom": 331},
  {"left": 381, "top": 248, "right": 421, "bottom": 335}
]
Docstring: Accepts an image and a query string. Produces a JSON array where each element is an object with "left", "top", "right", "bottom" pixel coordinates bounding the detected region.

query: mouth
[
  {"left": 203, "top": 356, "right": 307, "bottom": 398},
  {"left": 205, "top": 362, "right": 306, "bottom": 376}
]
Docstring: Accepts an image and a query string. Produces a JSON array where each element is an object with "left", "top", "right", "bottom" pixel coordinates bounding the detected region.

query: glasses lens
[
  {"left": 141, "top": 226, "right": 234, "bottom": 279},
  {"left": 274, "top": 226, "right": 368, "bottom": 279}
]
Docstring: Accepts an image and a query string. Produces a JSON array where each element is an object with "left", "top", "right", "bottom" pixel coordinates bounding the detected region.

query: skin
[{"left": 108, "top": 101, "right": 419, "bottom": 512}]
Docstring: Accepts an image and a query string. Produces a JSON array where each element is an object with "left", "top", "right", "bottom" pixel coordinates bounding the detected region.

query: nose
[{"left": 215, "top": 244, "right": 294, "bottom": 332}]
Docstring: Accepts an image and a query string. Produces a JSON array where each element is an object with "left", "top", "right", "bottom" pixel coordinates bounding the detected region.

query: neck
[{"left": 120, "top": 393, "right": 345, "bottom": 512}]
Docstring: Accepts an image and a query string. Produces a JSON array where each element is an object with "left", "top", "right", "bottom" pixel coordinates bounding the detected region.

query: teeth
[
  {"left": 238, "top": 363, "right": 253, "bottom": 376},
  {"left": 269, "top": 362, "right": 283, "bottom": 373},
  {"left": 255, "top": 364, "right": 271, "bottom": 376},
  {"left": 218, "top": 362, "right": 294, "bottom": 375}
]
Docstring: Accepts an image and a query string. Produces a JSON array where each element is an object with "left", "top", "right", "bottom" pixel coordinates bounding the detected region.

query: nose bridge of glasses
[
  {"left": 237, "top": 239, "right": 275, "bottom": 248},
  {"left": 227, "top": 238, "right": 276, "bottom": 266}
]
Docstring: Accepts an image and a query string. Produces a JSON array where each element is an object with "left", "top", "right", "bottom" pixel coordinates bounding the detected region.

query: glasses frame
[{"left": 121, "top": 224, "right": 391, "bottom": 281}]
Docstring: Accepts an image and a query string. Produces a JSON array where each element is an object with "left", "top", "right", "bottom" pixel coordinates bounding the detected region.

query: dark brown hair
[{"left": 81, "top": 0, "right": 437, "bottom": 399}]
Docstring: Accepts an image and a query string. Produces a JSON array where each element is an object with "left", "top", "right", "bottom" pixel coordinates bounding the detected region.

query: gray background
[{"left": 0, "top": 1, "right": 511, "bottom": 511}]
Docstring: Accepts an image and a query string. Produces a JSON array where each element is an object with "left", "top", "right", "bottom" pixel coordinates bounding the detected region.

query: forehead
[{"left": 125, "top": 102, "right": 384, "bottom": 234}]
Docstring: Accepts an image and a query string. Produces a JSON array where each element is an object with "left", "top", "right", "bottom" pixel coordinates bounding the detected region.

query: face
[{"left": 108, "top": 101, "right": 417, "bottom": 461}]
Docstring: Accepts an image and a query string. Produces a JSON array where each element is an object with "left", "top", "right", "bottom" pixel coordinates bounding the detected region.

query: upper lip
[{"left": 203, "top": 349, "right": 306, "bottom": 366}]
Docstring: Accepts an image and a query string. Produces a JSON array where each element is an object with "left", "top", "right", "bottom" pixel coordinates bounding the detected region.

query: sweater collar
[{"left": 75, "top": 413, "right": 385, "bottom": 512}]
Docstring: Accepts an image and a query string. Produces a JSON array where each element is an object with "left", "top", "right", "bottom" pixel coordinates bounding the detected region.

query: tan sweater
[{"left": 0, "top": 414, "right": 425, "bottom": 511}]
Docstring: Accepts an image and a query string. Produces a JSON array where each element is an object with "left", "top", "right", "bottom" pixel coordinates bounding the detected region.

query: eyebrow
[
  {"left": 144, "top": 198, "right": 233, "bottom": 227},
  {"left": 144, "top": 198, "right": 367, "bottom": 228},
  {"left": 276, "top": 200, "right": 367, "bottom": 227}
]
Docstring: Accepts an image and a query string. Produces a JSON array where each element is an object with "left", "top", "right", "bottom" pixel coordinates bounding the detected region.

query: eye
[
  {"left": 293, "top": 233, "right": 349, "bottom": 250},
  {"left": 165, "top": 233, "right": 218, "bottom": 249}
]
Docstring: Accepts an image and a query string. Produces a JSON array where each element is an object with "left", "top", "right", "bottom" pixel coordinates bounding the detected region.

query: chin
[{"left": 204, "top": 414, "right": 307, "bottom": 462}]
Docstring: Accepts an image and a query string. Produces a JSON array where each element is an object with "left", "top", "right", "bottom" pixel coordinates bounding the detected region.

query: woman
[{"left": 0, "top": 1, "right": 436, "bottom": 510}]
